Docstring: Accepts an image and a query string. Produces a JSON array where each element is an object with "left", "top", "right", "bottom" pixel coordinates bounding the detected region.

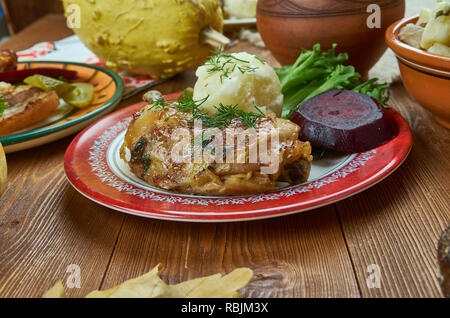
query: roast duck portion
[{"left": 121, "top": 97, "right": 312, "bottom": 196}]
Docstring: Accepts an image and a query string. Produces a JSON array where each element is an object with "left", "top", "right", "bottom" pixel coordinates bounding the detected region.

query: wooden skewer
[{"left": 200, "top": 26, "right": 231, "bottom": 48}]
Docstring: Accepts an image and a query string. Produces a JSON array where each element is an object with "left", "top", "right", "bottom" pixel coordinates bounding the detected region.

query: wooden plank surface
[
  {"left": 0, "top": 138, "right": 125, "bottom": 297},
  {"left": 0, "top": 15, "right": 71, "bottom": 51},
  {"left": 0, "top": 15, "right": 360, "bottom": 298},
  {"left": 0, "top": 14, "right": 448, "bottom": 298},
  {"left": 98, "top": 38, "right": 360, "bottom": 298},
  {"left": 1, "top": 0, "right": 63, "bottom": 34},
  {"left": 101, "top": 207, "right": 360, "bottom": 298},
  {"left": 336, "top": 84, "right": 450, "bottom": 297}
]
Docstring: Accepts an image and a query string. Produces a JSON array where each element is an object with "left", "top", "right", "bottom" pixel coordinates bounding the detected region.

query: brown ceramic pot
[{"left": 257, "top": 0, "right": 405, "bottom": 78}]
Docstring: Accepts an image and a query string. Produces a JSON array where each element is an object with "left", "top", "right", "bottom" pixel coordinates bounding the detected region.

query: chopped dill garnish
[
  {"left": 130, "top": 137, "right": 152, "bottom": 177},
  {"left": 141, "top": 155, "right": 151, "bottom": 177},
  {"left": 205, "top": 48, "right": 259, "bottom": 82},
  {"left": 436, "top": 8, "right": 450, "bottom": 18},
  {"left": 213, "top": 103, "right": 265, "bottom": 129},
  {"left": 147, "top": 96, "right": 169, "bottom": 111},
  {"left": 148, "top": 89, "right": 266, "bottom": 129},
  {"left": 253, "top": 105, "right": 266, "bottom": 117},
  {"left": 255, "top": 56, "right": 266, "bottom": 65}
]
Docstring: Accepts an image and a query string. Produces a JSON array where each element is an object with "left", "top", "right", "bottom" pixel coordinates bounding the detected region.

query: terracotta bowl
[
  {"left": 386, "top": 15, "right": 450, "bottom": 129},
  {"left": 257, "top": 0, "right": 405, "bottom": 78}
]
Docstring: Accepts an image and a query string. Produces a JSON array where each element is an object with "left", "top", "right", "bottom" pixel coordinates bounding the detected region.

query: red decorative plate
[{"left": 64, "top": 93, "right": 412, "bottom": 222}]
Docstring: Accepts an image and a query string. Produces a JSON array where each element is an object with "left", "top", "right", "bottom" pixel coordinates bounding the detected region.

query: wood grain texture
[
  {"left": 1, "top": 1, "right": 63, "bottom": 34},
  {"left": 0, "top": 15, "right": 70, "bottom": 51},
  {"left": 100, "top": 207, "right": 360, "bottom": 298},
  {"left": 0, "top": 138, "right": 124, "bottom": 297},
  {"left": 92, "top": 39, "right": 360, "bottom": 299},
  {"left": 336, "top": 83, "right": 450, "bottom": 298},
  {"left": 0, "top": 15, "right": 448, "bottom": 298}
]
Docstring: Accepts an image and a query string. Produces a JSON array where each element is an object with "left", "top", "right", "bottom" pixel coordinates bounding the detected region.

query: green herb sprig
[
  {"left": 176, "top": 90, "right": 265, "bottom": 129},
  {"left": 0, "top": 94, "right": 8, "bottom": 115},
  {"left": 130, "top": 137, "right": 152, "bottom": 177},
  {"left": 147, "top": 90, "right": 266, "bottom": 130},
  {"left": 205, "top": 49, "right": 263, "bottom": 82},
  {"left": 275, "top": 43, "right": 391, "bottom": 119}
]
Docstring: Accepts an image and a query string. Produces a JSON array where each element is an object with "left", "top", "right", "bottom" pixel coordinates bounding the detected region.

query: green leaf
[{"left": 276, "top": 44, "right": 391, "bottom": 119}]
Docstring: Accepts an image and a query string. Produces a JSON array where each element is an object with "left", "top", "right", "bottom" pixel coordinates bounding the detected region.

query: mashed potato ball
[
  {"left": 193, "top": 52, "right": 283, "bottom": 117},
  {"left": 223, "top": 0, "right": 257, "bottom": 19}
]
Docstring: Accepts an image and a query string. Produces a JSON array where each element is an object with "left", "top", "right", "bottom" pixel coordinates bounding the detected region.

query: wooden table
[{"left": 0, "top": 15, "right": 448, "bottom": 298}]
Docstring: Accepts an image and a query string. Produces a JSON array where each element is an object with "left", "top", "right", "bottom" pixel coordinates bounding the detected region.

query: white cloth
[{"left": 17, "top": 35, "right": 160, "bottom": 98}]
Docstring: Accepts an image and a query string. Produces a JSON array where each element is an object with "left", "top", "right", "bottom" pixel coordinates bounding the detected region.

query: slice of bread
[{"left": 0, "top": 87, "right": 60, "bottom": 136}]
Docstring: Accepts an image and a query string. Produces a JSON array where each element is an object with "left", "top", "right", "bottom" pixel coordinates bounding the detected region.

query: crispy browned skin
[
  {"left": 121, "top": 104, "right": 312, "bottom": 196},
  {"left": 0, "top": 50, "right": 17, "bottom": 72},
  {"left": 0, "top": 83, "right": 60, "bottom": 136}
]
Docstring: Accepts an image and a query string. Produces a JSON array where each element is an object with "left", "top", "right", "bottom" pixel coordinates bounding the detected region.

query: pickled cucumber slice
[
  {"left": 24, "top": 74, "right": 72, "bottom": 95},
  {"left": 61, "top": 83, "right": 94, "bottom": 108}
]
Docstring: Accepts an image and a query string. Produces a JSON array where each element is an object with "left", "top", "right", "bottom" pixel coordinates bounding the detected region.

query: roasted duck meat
[{"left": 121, "top": 93, "right": 312, "bottom": 196}]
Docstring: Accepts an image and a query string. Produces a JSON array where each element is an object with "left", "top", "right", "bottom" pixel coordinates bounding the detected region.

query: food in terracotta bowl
[
  {"left": 256, "top": 0, "right": 405, "bottom": 78},
  {"left": 397, "top": 1, "right": 450, "bottom": 56},
  {"left": 386, "top": 3, "right": 450, "bottom": 129}
]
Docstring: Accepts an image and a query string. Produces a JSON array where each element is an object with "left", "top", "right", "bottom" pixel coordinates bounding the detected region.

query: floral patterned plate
[
  {"left": 0, "top": 61, "right": 123, "bottom": 153},
  {"left": 64, "top": 93, "right": 412, "bottom": 222}
]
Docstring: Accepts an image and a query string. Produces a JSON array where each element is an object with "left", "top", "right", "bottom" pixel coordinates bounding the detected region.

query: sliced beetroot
[{"left": 290, "top": 90, "right": 399, "bottom": 153}]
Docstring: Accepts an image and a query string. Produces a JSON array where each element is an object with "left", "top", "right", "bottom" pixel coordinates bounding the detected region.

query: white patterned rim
[{"left": 87, "top": 118, "right": 376, "bottom": 207}]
